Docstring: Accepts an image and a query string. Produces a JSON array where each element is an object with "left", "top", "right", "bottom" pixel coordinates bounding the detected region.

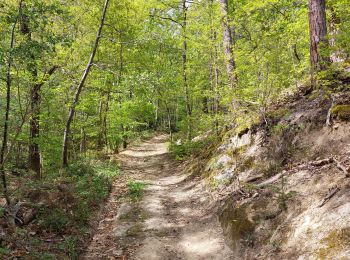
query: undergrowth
[
  {"left": 127, "top": 180, "right": 146, "bottom": 201},
  {"left": 0, "top": 157, "right": 120, "bottom": 259},
  {"left": 168, "top": 135, "right": 219, "bottom": 160}
]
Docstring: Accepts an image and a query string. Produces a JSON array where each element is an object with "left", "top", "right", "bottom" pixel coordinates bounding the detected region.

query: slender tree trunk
[
  {"left": 97, "top": 91, "right": 109, "bottom": 150},
  {"left": 220, "top": 0, "right": 237, "bottom": 88},
  {"left": 28, "top": 67, "right": 57, "bottom": 178},
  {"left": 122, "top": 125, "right": 128, "bottom": 149},
  {"left": 202, "top": 97, "right": 209, "bottom": 114},
  {"left": 165, "top": 102, "right": 172, "bottom": 141},
  {"left": 103, "top": 92, "right": 110, "bottom": 148},
  {"left": 29, "top": 77, "right": 41, "bottom": 177},
  {"left": 182, "top": 0, "right": 192, "bottom": 141},
  {"left": 80, "top": 127, "right": 86, "bottom": 153},
  {"left": 210, "top": 0, "right": 220, "bottom": 134},
  {"left": 20, "top": 2, "right": 42, "bottom": 178},
  {"left": 308, "top": 0, "right": 328, "bottom": 80},
  {"left": 0, "top": 2, "right": 22, "bottom": 205},
  {"left": 62, "top": 0, "right": 110, "bottom": 168},
  {"left": 175, "top": 98, "right": 179, "bottom": 131},
  {"left": 213, "top": 46, "right": 220, "bottom": 134},
  {"left": 97, "top": 99, "right": 104, "bottom": 150},
  {"left": 114, "top": 140, "right": 119, "bottom": 154}
]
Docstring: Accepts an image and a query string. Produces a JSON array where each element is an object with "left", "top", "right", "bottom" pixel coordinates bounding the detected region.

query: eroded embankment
[{"left": 199, "top": 89, "right": 350, "bottom": 259}]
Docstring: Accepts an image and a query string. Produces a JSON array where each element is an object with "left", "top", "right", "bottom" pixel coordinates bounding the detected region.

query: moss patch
[
  {"left": 267, "top": 108, "right": 291, "bottom": 121},
  {"left": 332, "top": 105, "right": 350, "bottom": 121},
  {"left": 317, "top": 227, "right": 350, "bottom": 259}
]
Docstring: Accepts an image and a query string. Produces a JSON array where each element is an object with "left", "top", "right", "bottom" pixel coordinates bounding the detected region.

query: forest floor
[{"left": 82, "top": 135, "right": 232, "bottom": 259}]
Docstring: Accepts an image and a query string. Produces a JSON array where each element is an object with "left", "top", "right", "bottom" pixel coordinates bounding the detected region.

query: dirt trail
[{"left": 83, "top": 135, "right": 233, "bottom": 259}]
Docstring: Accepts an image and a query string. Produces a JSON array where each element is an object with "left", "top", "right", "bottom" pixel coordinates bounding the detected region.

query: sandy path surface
[{"left": 82, "top": 135, "right": 233, "bottom": 259}]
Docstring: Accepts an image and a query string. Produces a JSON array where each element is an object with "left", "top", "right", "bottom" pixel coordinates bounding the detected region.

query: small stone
[{"left": 112, "top": 249, "right": 123, "bottom": 256}]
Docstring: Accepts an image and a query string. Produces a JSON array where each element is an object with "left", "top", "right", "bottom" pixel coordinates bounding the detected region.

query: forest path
[{"left": 82, "top": 135, "right": 232, "bottom": 259}]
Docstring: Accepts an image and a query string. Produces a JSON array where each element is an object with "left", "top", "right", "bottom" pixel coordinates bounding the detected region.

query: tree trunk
[
  {"left": 154, "top": 98, "right": 160, "bottom": 130},
  {"left": 308, "top": 0, "right": 328, "bottom": 78},
  {"left": 28, "top": 67, "right": 57, "bottom": 178},
  {"left": 165, "top": 102, "right": 172, "bottom": 141},
  {"left": 220, "top": 0, "right": 237, "bottom": 88},
  {"left": 0, "top": 1, "right": 23, "bottom": 205},
  {"left": 182, "top": 0, "right": 192, "bottom": 141},
  {"left": 80, "top": 127, "right": 86, "bottom": 153},
  {"left": 122, "top": 125, "right": 128, "bottom": 149},
  {"left": 103, "top": 92, "right": 110, "bottom": 149},
  {"left": 20, "top": 2, "right": 42, "bottom": 178},
  {"left": 62, "top": 0, "right": 110, "bottom": 168},
  {"left": 29, "top": 81, "right": 41, "bottom": 178},
  {"left": 210, "top": 0, "right": 220, "bottom": 134},
  {"left": 97, "top": 99, "right": 104, "bottom": 150}
]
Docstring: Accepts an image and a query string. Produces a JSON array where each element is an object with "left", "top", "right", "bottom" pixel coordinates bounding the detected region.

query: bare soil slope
[{"left": 203, "top": 89, "right": 350, "bottom": 259}]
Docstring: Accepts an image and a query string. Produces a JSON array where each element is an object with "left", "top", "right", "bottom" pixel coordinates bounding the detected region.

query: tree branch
[{"left": 150, "top": 14, "right": 183, "bottom": 27}]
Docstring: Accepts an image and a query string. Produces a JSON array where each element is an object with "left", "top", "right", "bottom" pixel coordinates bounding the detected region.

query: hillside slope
[{"left": 191, "top": 86, "right": 350, "bottom": 259}]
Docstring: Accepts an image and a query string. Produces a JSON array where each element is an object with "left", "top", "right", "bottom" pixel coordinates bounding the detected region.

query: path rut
[{"left": 83, "top": 135, "right": 233, "bottom": 259}]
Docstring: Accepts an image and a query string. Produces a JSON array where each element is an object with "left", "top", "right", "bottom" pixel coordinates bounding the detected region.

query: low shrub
[
  {"left": 168, "top": 136, "right": 218, "bottom": 160},
  {"left": 39, "top": 208, "right": 69, "bottom": 232},
  {"left": 127, "top": 180, "right": 146, "bottom": 201}
]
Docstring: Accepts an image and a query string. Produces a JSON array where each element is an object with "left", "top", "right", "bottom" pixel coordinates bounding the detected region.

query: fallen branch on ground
[
  {"left": 246, "top": 174, "right": 264, "bottom": 183},
  {"left": 257, "top": 173, "right": 283, "bottom": 188},
  {"left": 310, "top": 158, "right": 334, "bottom": 167},
  {"left": 334, "top": 158, "right": 350, "bottom": 177},
  {"left": 318, "top": 186, "right": 340, "bottom": 207}
]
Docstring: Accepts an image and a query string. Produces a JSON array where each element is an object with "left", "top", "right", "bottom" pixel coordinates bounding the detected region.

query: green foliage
[
  {"left": 31, "top": 158, "right": 120, "bottom": 234},
  {"left": 267, "top": 108, "right": 291, "bottom": 121},
  {"left": 0, "top": 246, "right": 11, "bottom": 256},
  {"left": 9, "top": 157, "right": 118, "bottom": 257},
  {"left": 168, "top": 134, "right": 220, "bottom": 160},
  {"left": 127, "top": 180, "right": 146, "bottom": 201},
  {"left": 271, "top": 176, "right": 297, "bottom": 211},
  {"left": 168, "top": 142, "right": 189, "bottom": 160},
  {"left": 332, "top": 105, "right": 350, "bottom": 120},
  {"left": 271, "top": 123, "right": 290, "bottom": 134},
  {"left": 1, "top": 0, "right": 349, "bottom": 177},
  {"left": 0, "top": 0, "right": 349, "bottom": 257},
  {"left": 70, "top": 159, "right": 119, "bottom": 224},
  {"left": 168, "top": 141, "right": 205, "bottom": 160},
  {"left": 39, "top": 208, "right": 69, "bottom": 232},
  {"left": 61, "top": 236, "right": 78, "bottom": 259},
  {"left": 27, "top": 252, "right": 56, "bottom": 260}
]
